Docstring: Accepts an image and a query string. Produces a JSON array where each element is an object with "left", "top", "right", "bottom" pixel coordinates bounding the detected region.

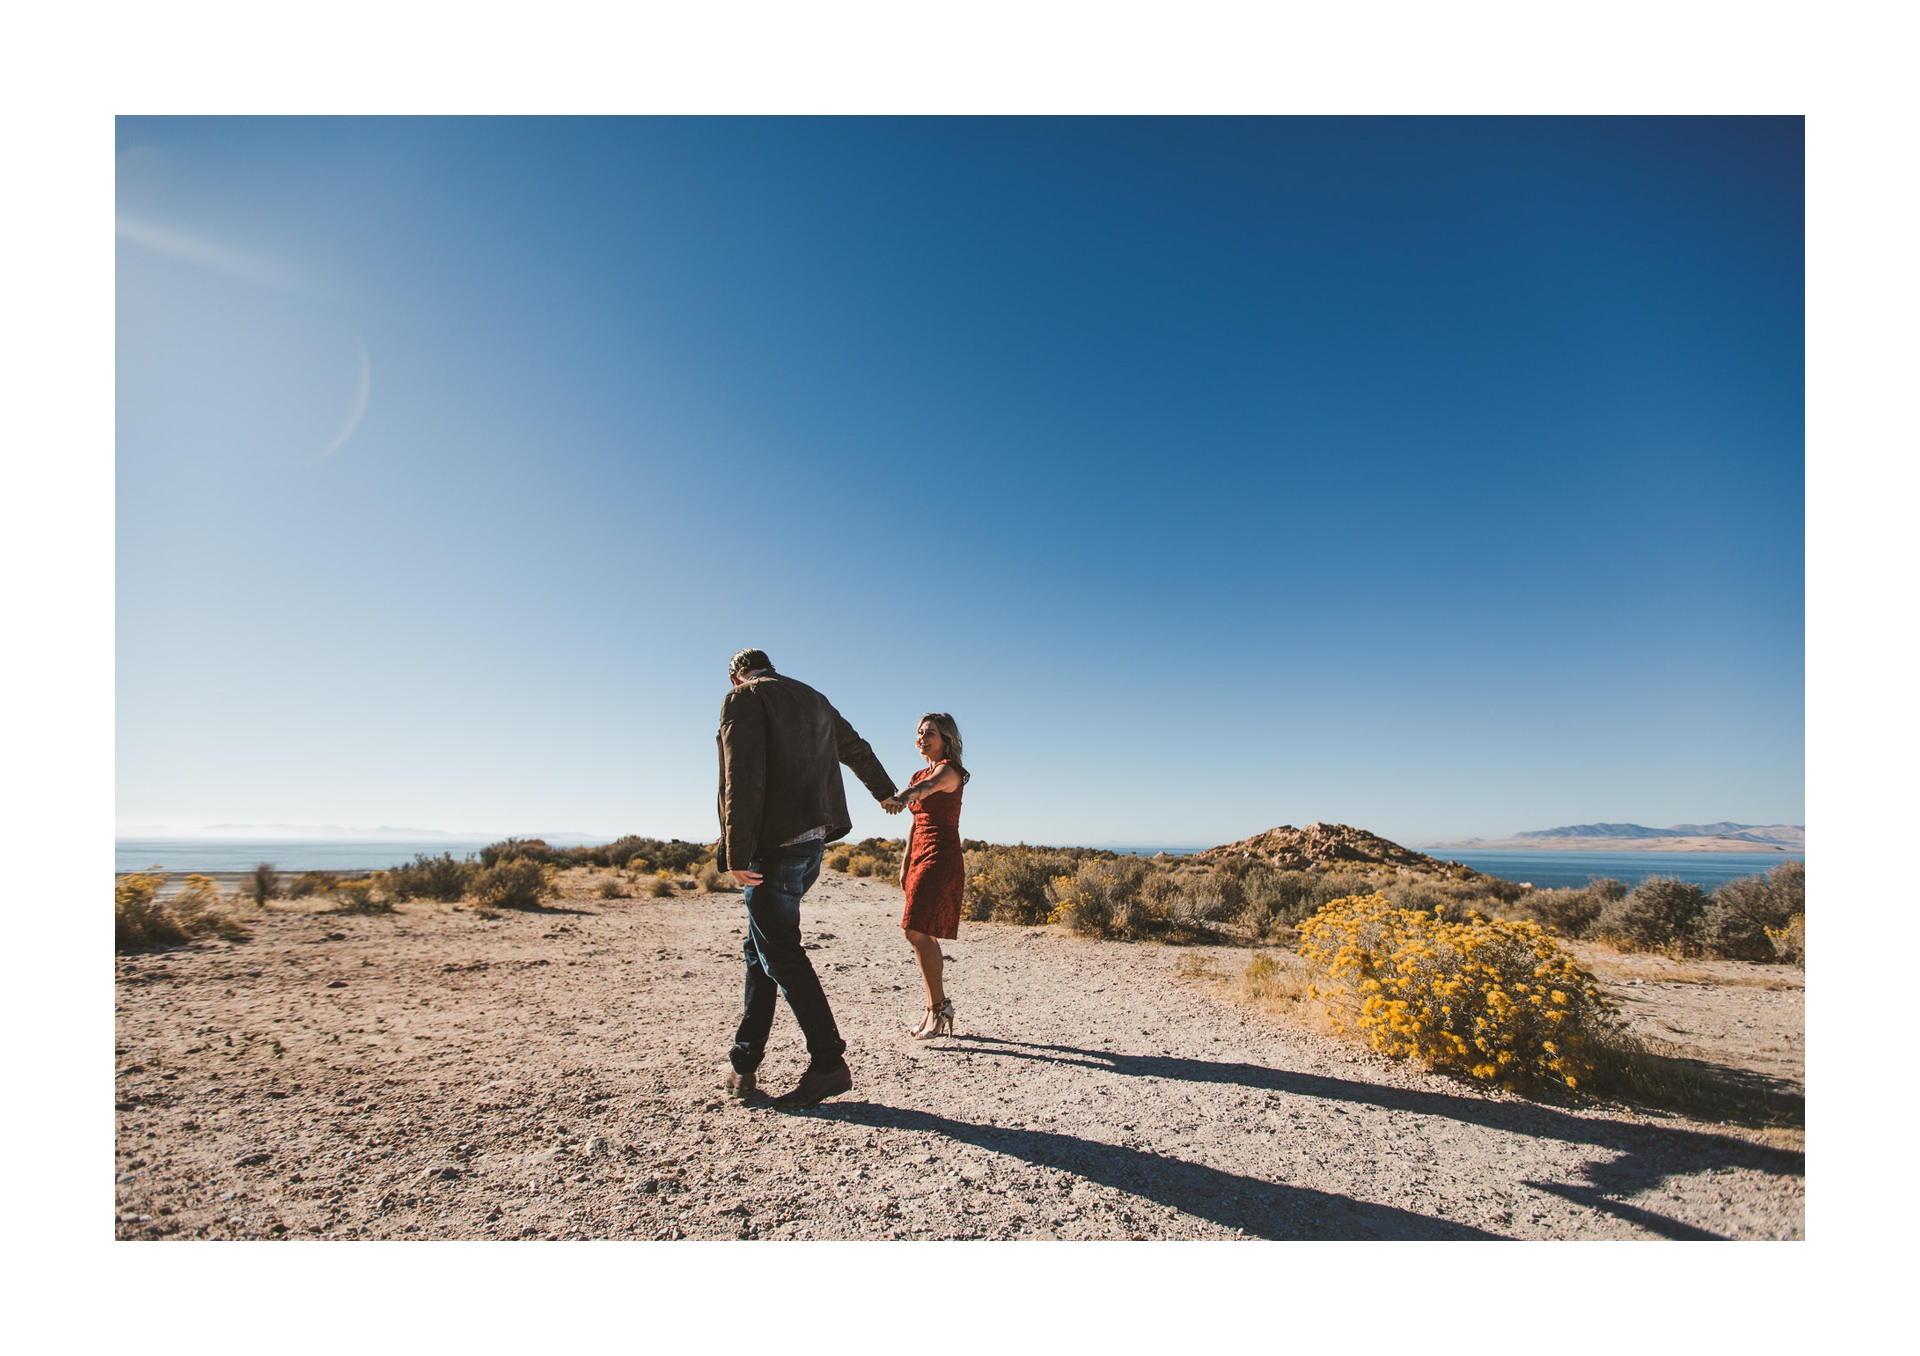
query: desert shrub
[
  {"left": 1518, "top": 886, "right": 1606, "bottom": 940},
  {"left": 597, "top": 875, "right": 628, "bottom": 899},
  {"left": 386, "top": 852, "right": 480, "bottom": 903},
  {"left": 1217, "top": 863, "right": 1423, "bottom": 935},
  {"left": 171, "top": 875, "right": 252, "bottom": 938},
  {"left": 1597, "top": 877, "right": 1709, "bottom": 952},
  {"left": 652, "top": 840, "right": 708, "bottom": 874},
  {"left": 830, "top": 838, "right": 901, "bottom": 878},
  {"left": 246, "top": 863, "right": 282, "bottom": 907},
  {"left": 1588, "top": 877, "right": 1629, "bottom": 903},
  {"left": 116, "top": 871, "right": 185, "bottom": 950},
  {"left": 1047, "top": 858, "right": 1152, "bottom": 937},
  {"left": 479, "top": 837, "right": 553, "bottom": 869},
  {"left": 645, "top": 873, "right": 677, "bottom": 899},
  {"left": 964, "top": 847, "right": 1100, "bottom": 924},
  {"left": 1296, "top": 893, "right": 1612, "bottom": 1092},
  {"left": 1472, "top": 873, "right": 1529, "bottom": 906},
  {"left": 331, "top": 875, "right": 394, "bottom": 914},
  {"left": 1216, "top": 862, "right": 1318, "bottom": 933},
  {"left": 287, "top": 871, "right": 340, "bottom": 899},
  {"left": 1383, "top": 881, "right": 1455, "bottom": 915},
  {"left": 697, "top": 863, "right": 736, "bottom": 893},
  {"left": 1041, "top": 858, "right": 1234, "bottom": 939},
  {"left": 1147, "top": 868, "right": 1234, "bottom": 929},
  {"left": 116, "top": 872, "right": 251, "bottom": 951},
  {"left": 1765, "top": 914, "right": 1805, "bottom": 964},
  {"left": 471, "top": 857, "right": 555, "bottom": 910},
  {"left": 592, "top": 835, "right": 663, "bottom": 869},
  {"left": 1700, "top": 861, "right": 1805, "bottom": 960}
]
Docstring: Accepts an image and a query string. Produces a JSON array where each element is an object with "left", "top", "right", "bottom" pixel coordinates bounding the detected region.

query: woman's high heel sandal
[{"left": 911, "top": 998, "right": 954, "bottom": 1040}]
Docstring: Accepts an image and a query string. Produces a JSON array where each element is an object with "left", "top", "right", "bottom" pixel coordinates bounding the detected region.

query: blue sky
[{"left": 115, "top": 116, "right": 1804, "bottom": 846}]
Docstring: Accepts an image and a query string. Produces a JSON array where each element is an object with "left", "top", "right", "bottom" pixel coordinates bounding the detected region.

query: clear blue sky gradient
[{"left": 115, "top": 116, "right": 1804, "bottom": 846}]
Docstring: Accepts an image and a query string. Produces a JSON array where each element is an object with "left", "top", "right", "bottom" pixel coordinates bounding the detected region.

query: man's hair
[{"left": 729, "top": 648, "right": 774, "bottom": 677}]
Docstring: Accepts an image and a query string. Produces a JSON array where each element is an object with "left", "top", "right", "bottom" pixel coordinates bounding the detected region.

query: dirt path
[{"left": 113, "top": 873, "right": 1804, "bottom": 1240}]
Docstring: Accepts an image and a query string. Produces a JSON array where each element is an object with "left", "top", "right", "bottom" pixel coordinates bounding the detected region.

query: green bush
[
  {"left": 1518, "top": 886, "right": 1606, "bottom": 940},
  {"left": 287, "top": 871, "right": 340, "bottom": 899},
  {"left": 1598, "top": 877, "right": 1709, "bottom": 952},
  {"left": 1045, "top": 858, "right": 1241, "bottom": 941},
  {"left": 1701, "top": 860, "right": 1805, "bottom": 960},
  {"left": 963, "top": 846, "right": 1106, "bottom": 924},
  {"left": 653, "top": 840, "right": 709, "bottom": 874},
  {"left": 386, "top": 851, "right": 480, "bottom": 902},
  {"left": 1047, "top": 858, "right": 1152, "bottom": 936},
  {"left": 472, "top": 857, "right": 555, "bottom": 910},
  {"left": 479, "top": 837, "right": 552, "bottom": 868},
  {"left": 246, "top": 863, "right": 282, "bottom": 908}
]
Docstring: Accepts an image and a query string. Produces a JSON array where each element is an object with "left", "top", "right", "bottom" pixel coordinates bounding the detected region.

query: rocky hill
[{"left": 1195, "top": 822, "right": 1478, "bottom": 877}]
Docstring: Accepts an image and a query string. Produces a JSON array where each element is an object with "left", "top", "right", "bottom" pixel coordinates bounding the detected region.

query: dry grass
[
  {"left": 1584, "top": 1027, "right": 1803, "bottom": 1137},
  {"left": 1570, "top": 943, "right": 1804, "bottom": 991},
  {"left": 1173, "top": 950, "right": 1340, "bottom": 1035}
]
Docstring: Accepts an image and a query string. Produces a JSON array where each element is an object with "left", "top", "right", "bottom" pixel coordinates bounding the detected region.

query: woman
[{"left": 883, "top": 713, "right": 969, "bottom": 1039}]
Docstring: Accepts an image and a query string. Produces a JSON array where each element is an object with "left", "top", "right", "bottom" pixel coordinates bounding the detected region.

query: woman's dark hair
[{"left": 919, "top": 713, "right": 970, "bottom": 783}]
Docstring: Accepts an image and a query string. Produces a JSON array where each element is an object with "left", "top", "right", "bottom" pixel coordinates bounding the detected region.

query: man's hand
[
  {"left": 731, "top": 869, "right": 763, "bottom": 887},
  {"left": 882, "top": 797, "right": 905, "bottom": 814}
]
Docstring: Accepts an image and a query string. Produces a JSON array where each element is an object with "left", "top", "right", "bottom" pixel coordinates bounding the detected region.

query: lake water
[
  {"left": 1426, "top": 849, "right": 1803, "bottom": 891},
  {"left": 117, "top": 839, "right": 504, "bottom": 873}
]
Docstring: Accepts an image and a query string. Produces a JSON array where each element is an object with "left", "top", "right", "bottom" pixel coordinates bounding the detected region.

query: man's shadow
[
  {"left": 781, "top": 1037, "right": 1803, "bottom": 1240},
  {"left": 801, "top": 1099, "right": 1503, "bottom": 1239}
]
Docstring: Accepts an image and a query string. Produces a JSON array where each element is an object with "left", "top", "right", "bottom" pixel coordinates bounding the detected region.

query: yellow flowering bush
[
  {"left": 115, "top": 871, "right": 251, "bottom": 951},
  {"left": 1296, "top": 893, "right": 1612, "bottom": 1092},
  {"left": 1764, "top": 913, "right": 1805, "bottom": 964}
]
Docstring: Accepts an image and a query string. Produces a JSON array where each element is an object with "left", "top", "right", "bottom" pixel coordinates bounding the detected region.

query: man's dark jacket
[{"left": 715, "top": 673, "right": 897, "bottom": 872}]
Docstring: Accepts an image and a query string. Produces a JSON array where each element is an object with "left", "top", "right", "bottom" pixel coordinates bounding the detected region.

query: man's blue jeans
[{"left": 729, "top": 839, "right": 846, "bottom": 1074}]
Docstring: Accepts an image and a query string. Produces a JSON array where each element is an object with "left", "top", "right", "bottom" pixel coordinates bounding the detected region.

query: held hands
[{"left": 882, "top": 795, "right": 907, "bottom": 814}]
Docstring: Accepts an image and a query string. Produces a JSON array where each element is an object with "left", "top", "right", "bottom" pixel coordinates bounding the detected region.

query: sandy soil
[{"left": 114, "top": 872, "right": 1803, "bottom": 1241}]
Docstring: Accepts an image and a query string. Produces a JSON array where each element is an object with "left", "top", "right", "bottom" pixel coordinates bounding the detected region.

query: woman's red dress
[{"left": 901, "top": 762, "right": 965, "bottom": 940}]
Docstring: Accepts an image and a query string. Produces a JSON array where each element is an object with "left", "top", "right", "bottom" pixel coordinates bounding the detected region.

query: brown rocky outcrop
[{"left": 1194, "top": 822, "right": 1478, "bottom": 878}]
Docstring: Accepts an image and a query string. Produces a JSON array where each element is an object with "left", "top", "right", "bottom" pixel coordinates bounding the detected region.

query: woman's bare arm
[{"left": 897, "top": 762, "right": 962, "bottom": 804}]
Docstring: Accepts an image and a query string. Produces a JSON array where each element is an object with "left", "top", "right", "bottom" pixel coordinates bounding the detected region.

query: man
[{"left": 716, "top": 648, "right": 898, "bottom": 1107}]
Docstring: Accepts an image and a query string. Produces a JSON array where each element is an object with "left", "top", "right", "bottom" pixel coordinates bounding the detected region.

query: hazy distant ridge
[{"left": 1516, "top": 822, "right": 1804, "bottom": 846}]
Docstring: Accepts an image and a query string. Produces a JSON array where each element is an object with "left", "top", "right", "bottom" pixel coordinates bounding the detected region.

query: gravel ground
[{"left": 113, "top": 872, "right": 1804, "bottom": 1240}]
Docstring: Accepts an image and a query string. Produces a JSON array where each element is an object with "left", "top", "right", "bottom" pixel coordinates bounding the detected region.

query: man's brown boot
[{"left": 769, "top": 1058, "right": 851, "bottom": 1108}]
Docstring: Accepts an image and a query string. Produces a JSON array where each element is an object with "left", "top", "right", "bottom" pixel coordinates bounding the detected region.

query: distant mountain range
[{"left": 1421, "top": 822, "right": 1805, "bottom": 852}]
